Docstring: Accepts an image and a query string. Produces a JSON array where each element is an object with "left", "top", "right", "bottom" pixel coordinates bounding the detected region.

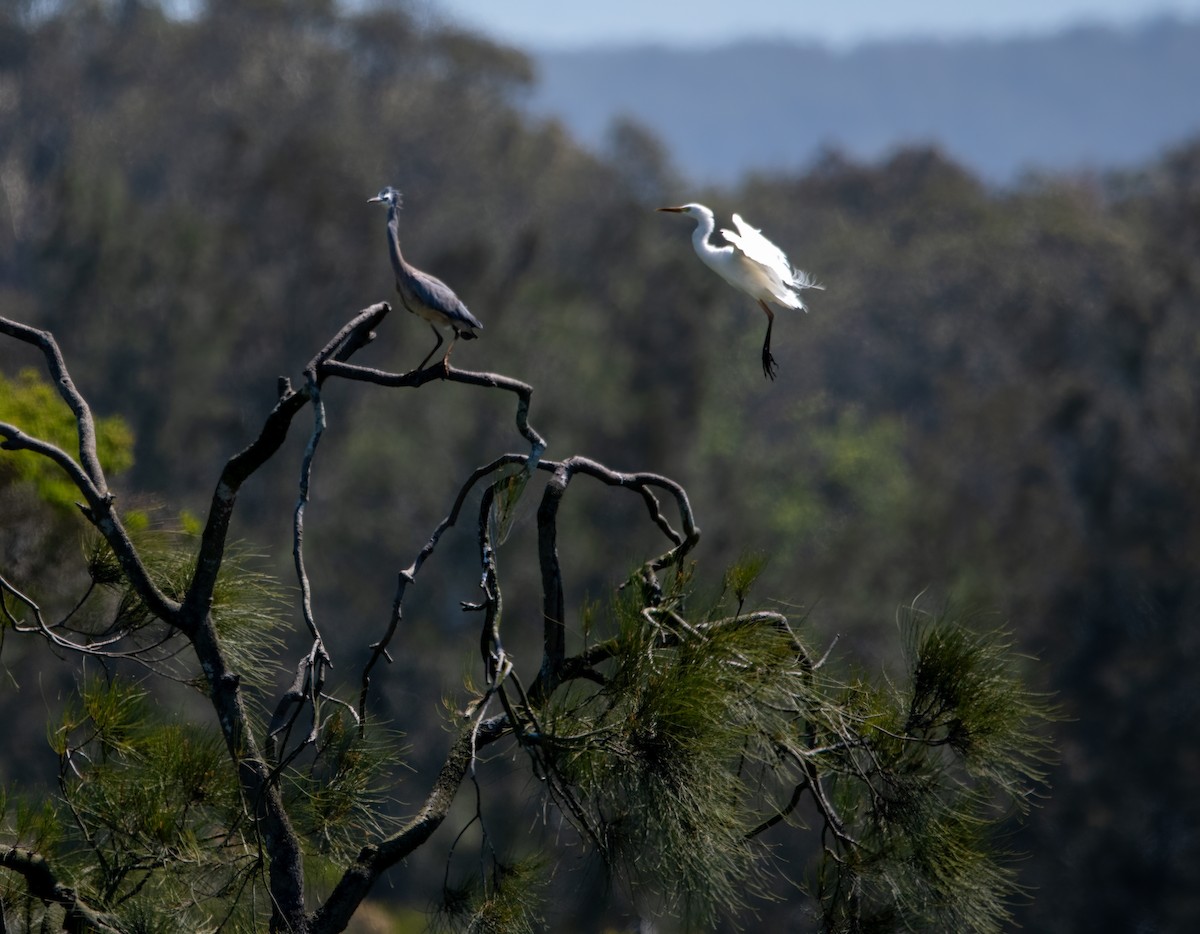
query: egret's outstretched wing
[
  {"left": 723, "top": 214, "right": 792, "bottom": 279},
  {"left": 723, "top": 214, "right": 825, "bottom": 295}
]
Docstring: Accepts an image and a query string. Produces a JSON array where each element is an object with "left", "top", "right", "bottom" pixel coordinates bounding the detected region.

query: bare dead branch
[
  {"left": 0, "top": 321, "right": 179, "bottom": 626},
  {"left": 0, "top": 316, "right": 108, "bottom": 492},
  {"left": 0, "top": 422, "right": 101, "bottom": 502},
  {"left": 357, "top": 455, "right": 529, "bottom": 725},
  {"left": 0, "top": 571, "right": 175, "bottom": 664},
  {"left": 541, "top": 456, "right": 700, "bottom": 602},
  {"left": 182, "top": 303, "right": 390, "bottom": 629},
  {"left": 317, "top": 359, "right": 547, "bottom": 460},
  {"left": 0, "top": 845, "right": 122, "bottom": 932},
  {"left": 309, "top": 714, "right": 511, "bottom": 934},
  {"left": 269, "top": 373, "right": 333, "bottom": 769},
  {"left": 533, "top": 463, "right": 568, "bottom": 700},
  {"left": 476, "top": 485, "right": 505, "bottom": 685}
]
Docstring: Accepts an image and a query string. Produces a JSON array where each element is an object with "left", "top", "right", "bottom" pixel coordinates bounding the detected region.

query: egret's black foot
[{"left": 762, "top": 349, "right": 778, "bottom": 381}]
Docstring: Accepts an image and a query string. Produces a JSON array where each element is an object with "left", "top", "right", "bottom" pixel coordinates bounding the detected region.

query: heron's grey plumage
[{"left": 368, "top": 186, "right": 482, "bottom": 370}]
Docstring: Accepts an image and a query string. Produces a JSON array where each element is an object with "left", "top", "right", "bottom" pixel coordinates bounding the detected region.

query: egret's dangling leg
[
  {"left": 758, "top": 300, "right": 778, "bottom": 381},
  {"left": 417, "top": 323, "right": 444, "bottom": 371}
]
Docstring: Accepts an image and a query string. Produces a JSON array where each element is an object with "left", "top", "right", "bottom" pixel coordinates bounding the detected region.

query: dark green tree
[{"left": 1, "top": 308, "right": 1051, "bottom": 932}]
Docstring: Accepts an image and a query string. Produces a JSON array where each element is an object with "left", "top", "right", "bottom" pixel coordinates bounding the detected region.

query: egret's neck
[
  {"left": 690, "top": 211, "right": 717, "bottom": 253},
  {"left": 690, "top": 211, "right": 729, "bottom": 272}
]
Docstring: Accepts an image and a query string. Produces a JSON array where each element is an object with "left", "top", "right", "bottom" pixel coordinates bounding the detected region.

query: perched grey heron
[
  {"left": 659, "top": 203, "right": 823, "bottom": 380},
  {"left": 368, "top": 186, "right": 483, "bottom": 371}
]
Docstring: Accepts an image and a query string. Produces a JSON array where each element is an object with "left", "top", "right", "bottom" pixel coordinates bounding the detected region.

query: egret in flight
[
  {"left": 368, "top": 186, "right": 483, "bottom": 371},
  {"left": 659, "top": 203, "right": 823, "bottom": 379}
]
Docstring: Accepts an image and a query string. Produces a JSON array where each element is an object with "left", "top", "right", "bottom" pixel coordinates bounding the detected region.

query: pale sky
[{"left": 428, "top": 0, "right": 1200, "bottom": 48}]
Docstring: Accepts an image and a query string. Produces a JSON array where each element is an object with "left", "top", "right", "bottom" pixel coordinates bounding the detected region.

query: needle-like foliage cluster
[
  {"left": 85, "top": 529, "right": 287, "bottom": 689},
  {"left": 526, "top": 570, "right": 1052, "bottom": 932},
  {"left": 808, "top": 607, "right": 1055, "bottom": 932},
  {"left": 45, "top": 677, "right": 255, "bottom": 932},
  {"left": 433, "top": 857, "right": 549, "bottom": 934},
  {"left": 285, "top": 711, "right": 402, "bottom": 868}
]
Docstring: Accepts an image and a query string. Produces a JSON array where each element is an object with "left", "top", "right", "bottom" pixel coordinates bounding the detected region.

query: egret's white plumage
[{"left": 659, "top": 203, "right": 823, "bottom": 379}]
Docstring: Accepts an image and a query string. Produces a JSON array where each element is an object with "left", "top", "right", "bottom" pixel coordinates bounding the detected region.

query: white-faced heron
[{"left": 368, "top": 186, "right": 483, "bottom": 371}]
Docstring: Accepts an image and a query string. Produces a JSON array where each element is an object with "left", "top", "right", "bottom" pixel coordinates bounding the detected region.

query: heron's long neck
[{"left": 385, "top": 208, "right": 408, "bottom": 277}]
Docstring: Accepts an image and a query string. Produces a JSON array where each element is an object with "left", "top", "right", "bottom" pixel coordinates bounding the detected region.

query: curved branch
[
  {"left": 276, "top": 374, "right": 332, "bottom": 765},
  {"left": 357, "top": 454, "right": 529, "bottom": 725},
  {"left": 0, "top": 422, "right": 101, "bottom": 502},
  {"left": 1, "top": 846, "right": 122, "bottom": 932},
  {"left": 0, "top": 316, "right": 107, "bottom": 491},
  {"left": 530, "top": 457, "right": 701, "bottom": 603},
  {"left": 554, "top": 455, "right": 700, "bottom": 562},
  {"left": 318, "top": 359, "right": 547, "bottom": 460},
  {"left": 0, "top": 572, "right": 179, "bottom": 663},
  {"left": 309, "top": 714, "right": 511, "bottom": 934},
  {"left": 182, "top": 302, "right": 390, "bottom": 628},
  {"left": 0, "top": 321, "right": 179, "bottom": 626}
]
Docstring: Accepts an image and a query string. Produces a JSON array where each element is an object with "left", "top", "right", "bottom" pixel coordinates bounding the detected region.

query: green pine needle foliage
[
  {"left": 286, "top": 711, "right": 402, "bottom": 868},
  {"left": 86, "top": 527, "right": 287, "bottom": 689},
  {"left": 432, "top": 857, "right": 549, "bottom": 934},
  {"left": 811, "top": 605, "right": 1056, "bottom": 932},
  {"left": 535, "top": 579, "right": 1053, "bottom": 932},
  {"left": 541, "top": 584, "right": 819, "bottom": 928},
  {"left": 44, "top": 676, "right": 257, "bottom": 931},
  {"left": 720, "top": 551, "right": 770, "bottom": 611}
]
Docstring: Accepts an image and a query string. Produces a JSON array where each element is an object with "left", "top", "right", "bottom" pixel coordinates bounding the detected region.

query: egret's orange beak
[{"left": 657, "top": 206, "right": 686, "bottom": 213}]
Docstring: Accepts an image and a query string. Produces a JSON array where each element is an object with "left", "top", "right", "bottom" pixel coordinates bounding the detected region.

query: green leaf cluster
[{"left": 0, "top": 369, "right": 133, "bottom": 509}]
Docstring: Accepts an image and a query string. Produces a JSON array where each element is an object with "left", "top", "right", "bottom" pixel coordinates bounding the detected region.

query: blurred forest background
[{"left": 1, "top": 0, "right": 1199, "bottom": 930}]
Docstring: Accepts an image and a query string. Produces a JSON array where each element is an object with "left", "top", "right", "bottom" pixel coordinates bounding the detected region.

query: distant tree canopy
[{"left": 1, "top": 1, "right": 1199, "bottom": 931}]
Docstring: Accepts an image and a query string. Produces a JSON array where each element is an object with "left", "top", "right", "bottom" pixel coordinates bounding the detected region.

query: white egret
[
  {"left": 659, "top": 203, "right": 823, "bottom": 379},
  {"left": 369, "top": 186, "right": 483, "bottom": 371}
]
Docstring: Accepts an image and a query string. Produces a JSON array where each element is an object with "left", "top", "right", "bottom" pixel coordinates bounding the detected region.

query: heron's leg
[
  {"left": 758, "top": 300, "right": 778, "bottom": 381},
  {"left": 440, "top": 335, "right": 459, "bottom": 375},
  {"left": 417, "top": 324, "right": 444, "bottom": 370}
]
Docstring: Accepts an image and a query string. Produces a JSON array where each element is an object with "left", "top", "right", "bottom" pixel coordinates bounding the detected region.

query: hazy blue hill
[{"left": 525, "top": 16, "right": 1200, "bottom": 183}]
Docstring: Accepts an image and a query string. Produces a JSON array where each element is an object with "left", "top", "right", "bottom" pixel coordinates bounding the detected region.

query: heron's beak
[
  {"left": 657, "top": 206, "right": 686, "bottom": 213},
  {"left": 367, "top": 196, "right": 383, "bottom": 203}
]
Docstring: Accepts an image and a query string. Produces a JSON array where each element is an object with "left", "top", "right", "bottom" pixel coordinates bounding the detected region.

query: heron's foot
[{"left": 762, "top": 348, "right": 778, "bottom": 381}]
